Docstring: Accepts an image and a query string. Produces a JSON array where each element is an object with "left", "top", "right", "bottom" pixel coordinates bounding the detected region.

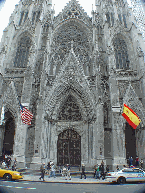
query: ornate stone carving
[{"left": 137, "top": 46, "right": 144, "bottom": 58}]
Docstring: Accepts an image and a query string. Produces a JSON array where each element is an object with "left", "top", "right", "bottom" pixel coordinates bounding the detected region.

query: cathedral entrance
[
  {"left": 2, "top": 111, "right": 15, "bottom": 156},
  {"left": 125, "top": 122, "right": 136, "bottom": 165},
  {"left": 57, "top": 129, "right": 81, "bottom": 166}
]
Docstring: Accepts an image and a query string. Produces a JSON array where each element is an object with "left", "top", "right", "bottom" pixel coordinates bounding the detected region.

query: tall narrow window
[
  {"left": 111, "top": 12, "right": 114, "bottom": 27},
  {"left": 118, "top": 14, "right": 122, "bottom": 23},
  {"left": 32, "top": 12, "right": 36, "bottom": 25},
  {"left": 106, "top": 13, "right": 110, "bottom": 27},
  {"left": 24, "top": 11, "right": 28, "bottom": 22},
  {"left": 123, "top": 14, "right": 127, "bottom": 28},
  {"left": 36, "top": 11, "right": 41, "bottom": 23},
  {"left": 19, "top": 11, "right": 24, "bottom": 26},
  {"left": 14, "top": 36, "right": 31, "bottom": 68},
  {"left": 114, "top": 37, "right": 129, "bottom": 70}
]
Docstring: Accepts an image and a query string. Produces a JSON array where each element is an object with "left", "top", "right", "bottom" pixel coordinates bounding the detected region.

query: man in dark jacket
[
  {"left": 99, "top": 163, "right": 105, "bottom": 180},
  {"left": 39, "top": 163, "right": 45, "bottom": 181},
  {"left": 80, "top": 163, "right": 86, "bottom": 179}
]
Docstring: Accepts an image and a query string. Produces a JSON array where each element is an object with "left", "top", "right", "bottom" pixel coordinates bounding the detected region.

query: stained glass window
[
  {"left": 114, "top": 38, "right": 129, "bottom": 69},
  {"left": 14, "top": 36, "right": 31, "bottom": 68}
]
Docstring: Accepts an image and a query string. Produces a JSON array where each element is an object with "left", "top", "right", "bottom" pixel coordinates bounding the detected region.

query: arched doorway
[
  {"left": 125, "top": 122, "right": 136, "bottom": 165},
  {"left": 2, "top": 111, "right": 15, "bottom": 156},
  {"left": 57, "top": 129, "right": 81, "bottom": 166}
]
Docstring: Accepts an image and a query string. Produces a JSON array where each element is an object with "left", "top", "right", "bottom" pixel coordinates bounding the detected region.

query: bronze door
[{"left": 57, "top": 129, "right": 81, "bottom": 166}]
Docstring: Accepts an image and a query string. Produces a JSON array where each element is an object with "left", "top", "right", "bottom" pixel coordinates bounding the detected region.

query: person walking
[
  {"left": 39, "top": 163, "right": 45, "bottom": 181},
  {"left": 80, "top": 163, "right": 86, "bottom": 179},
  {"left": 13, "top": 158, "right": 17, "bottom": 171},
  {"left": 47, "top": 161, "right": 51, "bottom": 176},
  {"left": 105, "top": 165, "right": 109, "bottom": 177},
  {"left": 100, "top": 162, "right": 105, "bottom": 180},
  {"left": 93, "top": 165, "right": 97, "bottom": 178},
  {"left": 1, "top": 160, "right": 6, "bottom": 169},
  {"left": 129, "top": 157, "right": 133, "bottom": 167},
  {"left": 96, "top": 164, "right": 100, "bottom": 180},
  {"left": 50, "top": 162, "right": 56, "bottom": 178},
  {"left": 136, "top": 156, "right": 139, "bottom": 167},
  {"left": 116, "top": 165, "right": 120, "bottom": 171},
  {"left": 65, "top": 164, "right": 71, "bottom": 180},
  {"left": 7, "top": 156, "right": 11, "bottom": 169},
  {"left": 140, "top": 159, "right": 144, "bottom": 169}
]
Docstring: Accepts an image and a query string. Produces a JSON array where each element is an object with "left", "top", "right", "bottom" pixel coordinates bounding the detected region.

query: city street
[{"left": 0, "top": 179, "right": 144, "bottom": 193}]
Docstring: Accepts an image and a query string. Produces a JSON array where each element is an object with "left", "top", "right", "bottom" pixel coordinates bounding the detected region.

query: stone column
[
  {"left": 109, "top": 70, "right": 126, "bottom": 170},
  {"left": 81, "top": 123, "right": 87, "bottom": 164},
  {"left": 13, "top": 115, "right": 28, "bottom": 168},
  {"left": 96, "top": 101, "right": 105, "bottom": 165},
  {"left": 82, "top": 123, "right": 88, "bottom": 166},
  {"left": 49, "top": 121, "right": 57, "bottom": 164},
  {"left": 0, "top": 125, "right": 4, "bottom": 157},
  {"left": 137, "top": 46, "right": 145, "bottom": 107}
]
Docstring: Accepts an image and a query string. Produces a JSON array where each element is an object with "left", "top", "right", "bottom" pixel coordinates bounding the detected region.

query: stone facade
[{"left": 0, "top": 0, "right": 145, "bottom": 170}]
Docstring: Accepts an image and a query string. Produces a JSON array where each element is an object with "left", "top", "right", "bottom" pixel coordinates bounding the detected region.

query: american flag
[{"left": 20, "top": 104, "right": 33, "bottom": 125}]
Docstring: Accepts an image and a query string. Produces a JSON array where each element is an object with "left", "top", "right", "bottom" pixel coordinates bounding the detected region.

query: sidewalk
[{"left": 20, "top": 174, "right": 110, "bottom": 184}]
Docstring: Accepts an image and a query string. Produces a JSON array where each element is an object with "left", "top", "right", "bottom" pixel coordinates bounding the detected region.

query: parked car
[
  {"left": 106, "top": 168, "right": 145, "bottom": 184},
  {"left": 0, "top": 168, "right": 23, "bottom": 181}
]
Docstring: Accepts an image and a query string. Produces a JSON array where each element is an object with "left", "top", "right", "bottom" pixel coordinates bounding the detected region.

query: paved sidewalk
[{"left": 20, "top": 174, "right": 110, "bottom": 184}]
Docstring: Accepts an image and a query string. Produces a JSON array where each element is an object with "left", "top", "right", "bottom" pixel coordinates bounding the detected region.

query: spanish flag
[{"left": 122, "top": 104, "right": 141, "bottom": 129}]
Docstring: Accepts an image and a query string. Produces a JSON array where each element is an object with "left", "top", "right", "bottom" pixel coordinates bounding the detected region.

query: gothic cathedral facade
[{"left": 0, "top": 0, "right": 145, "bottom": 170}]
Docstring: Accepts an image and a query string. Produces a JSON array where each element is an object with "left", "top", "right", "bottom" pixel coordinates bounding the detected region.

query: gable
[{"left": 53, "top": 0, "right": 92, "bottom": 29}]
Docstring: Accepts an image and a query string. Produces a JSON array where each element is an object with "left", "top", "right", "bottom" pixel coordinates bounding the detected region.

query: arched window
[
  {"left": 19, "top": 11, "right": 24, "bottom": 26},
  {"left": 114, "top": 37, "right": 129, "bottom": 70},
  {"left": 14, "top": 36, "right": 31, "bottom": 68}
]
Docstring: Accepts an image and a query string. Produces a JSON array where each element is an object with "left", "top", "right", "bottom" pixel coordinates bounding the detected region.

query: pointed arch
[
  {"left": 113, "top": 34, "right": 129, "bottom": 70},
  {"left": 45, "top": 51, "right": 95, "bottom": 121}
]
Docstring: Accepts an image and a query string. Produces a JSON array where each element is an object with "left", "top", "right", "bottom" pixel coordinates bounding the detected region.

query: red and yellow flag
[{"left": 122, "top": 104, "right": 141, "bottom": 129}]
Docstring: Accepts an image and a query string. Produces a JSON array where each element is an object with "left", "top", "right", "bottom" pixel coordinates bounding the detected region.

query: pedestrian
[
  {"left": 100, "top": 161, "right": 105, "bottom": 180},
  {"left": 39, "top": 163, "right": 45, "bottom": 181},
  {"left": 106, "top": 165, "right": 109, "bottom": 174},
  {"left": 93, "top": 165, "right": 97, "bottom": 178},
  {"left": 13, "top": 158, "right": 17, "bottom": 171},
  {"left": 47, "top": 161, "right": 51, "bottom": 176},
  {"left": 80, "top": 163, "right": 86, "bottom": 179},
  {"left": 7, "top": 156, "right": 11, "bottom": 169},
  {"left": 65, "top": 164, "right": 71, "bottom": 180},
  {"left": 140, "top": 159, "right": 143, "bottom": 169},
  {"left": 129, "top": 157, "right": 133, "bottom": 167},
  {"left": 96, "top": 164, "right": 100, "bottom": 180},
  {"left": 116, "top": 165, "right": 120, "bottom": 171},
  {"left": 50, "top": 162, "right": 56, "bottom": 178},
  {"left": 1, "top": 160, "right": 6, "bottom": 169},
  {"left": 62, "top": 165, "right": 67, "bottom": 178},
  {"left": 136, "top": 156, "right": 139, "bottom": 167}
]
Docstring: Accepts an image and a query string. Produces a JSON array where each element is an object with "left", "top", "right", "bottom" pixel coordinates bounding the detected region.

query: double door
[{"left": 57, "top": 129, "right": 81, "bottom": 166}]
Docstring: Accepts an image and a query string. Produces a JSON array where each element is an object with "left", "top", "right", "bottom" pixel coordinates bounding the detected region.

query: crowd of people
[
  {"left": 39, "top": 162, "right": 71, "bottom": 181},
  {"left": 0, "top": 155, "right": 17, "bottom": 171},
  {"left": 39, "top": 157, "right": 144, "bottom": 181}
]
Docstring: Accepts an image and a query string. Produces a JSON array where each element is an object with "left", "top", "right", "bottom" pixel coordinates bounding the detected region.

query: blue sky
[{"left": 0, "top": 0, "right": 132, "bottom": 42}]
